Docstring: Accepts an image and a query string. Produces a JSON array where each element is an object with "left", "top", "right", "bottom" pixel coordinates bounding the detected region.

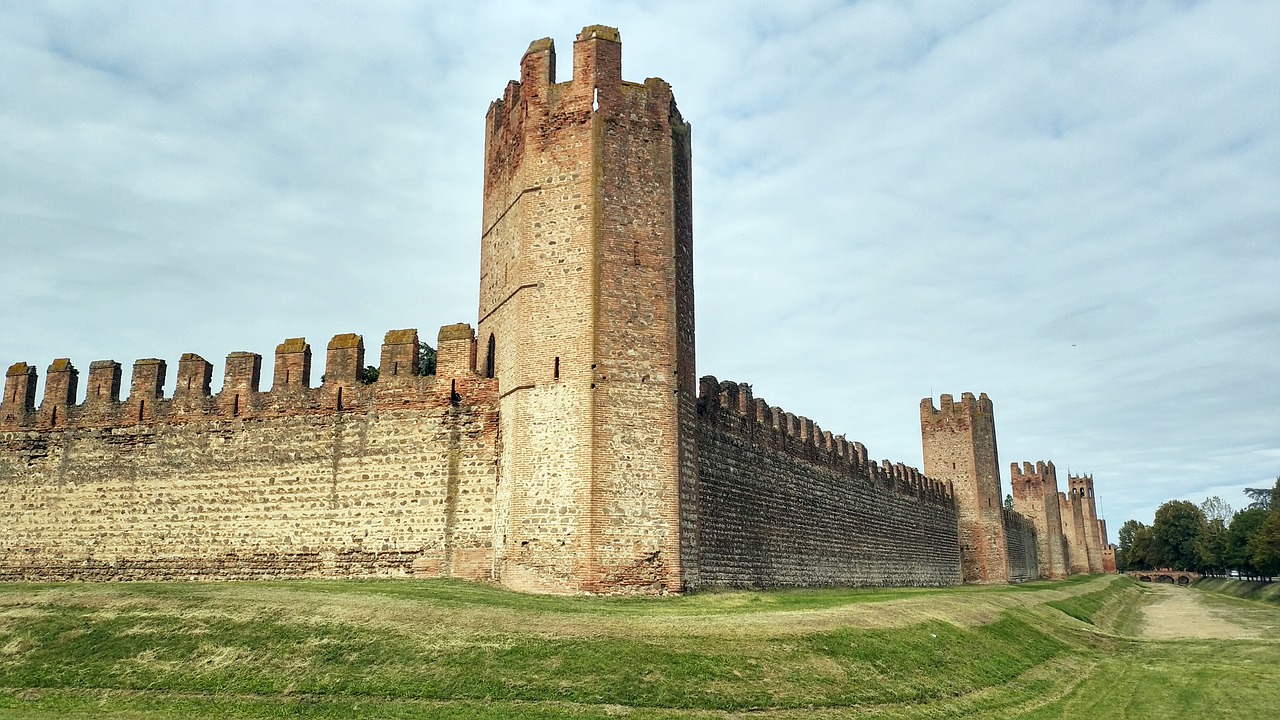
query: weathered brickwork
[
  {"left": 1010, "top": 461, "right": 1069, "bottom": 578},
  {"left": 1002, "top": 509, "right": 1039, "bottom": 583},
  {"left": 1060, "top": 490, "right": 1090, "bottom": 575},
  {"left": 696, "top": 379, "right": 960, "bottom": 588},
  {"left": 0, "top": 328, "right": 500, "bottom": 581},
  {"left": 920, "top": 393, "right": 1011, "bottom": 583},
  {"left": 1069, "top": 474, "right": 1104, "bottom": 574},
  {"left": 0, "top": 26, "right": 1116, "bottom": 593},
  {"left": 476, "top": 26, "right": 696, "bottom": 594}
]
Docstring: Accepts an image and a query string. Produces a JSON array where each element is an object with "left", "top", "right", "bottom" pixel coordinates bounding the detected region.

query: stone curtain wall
[
  {"left": 0, "top": 327, "right": 500, "bottom": 581},
  {"left": 694, "top": 378, "right": 961, "bottom": 589},
  {"left": 1001, "top": 509, "right": 1039, "bottom": 583}
]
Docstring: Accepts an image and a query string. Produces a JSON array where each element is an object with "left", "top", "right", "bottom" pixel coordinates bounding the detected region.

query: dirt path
[{"left": 1138, "top": 584, "right": 1261, "bottom": 639}]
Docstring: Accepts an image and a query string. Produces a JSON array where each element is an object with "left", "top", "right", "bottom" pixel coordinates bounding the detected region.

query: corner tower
[
  {"left": 921, "top": 393, "right": 1008, "bottom": 583},
  {"left": 478, "top": 26, "right": 696, "bottom": 594}
]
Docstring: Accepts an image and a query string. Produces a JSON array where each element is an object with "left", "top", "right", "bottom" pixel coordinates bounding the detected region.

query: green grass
[
  {"left": 0, "top": 575, "right": 1275, "bottom": 718},
  {"left": 1193, "top": 577, "right": 1280, "bottom": 605},
  {"left": 1045, "top": 575, "right": 1137, "bottom": 626}
]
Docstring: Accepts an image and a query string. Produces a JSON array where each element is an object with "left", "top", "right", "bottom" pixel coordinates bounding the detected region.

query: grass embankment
[
  {"left": 0, "top": 574, "right": 1275, "bottom": 718},
  {"left": 1193, "top": 577, "right": 1280, "bottom": 605}
]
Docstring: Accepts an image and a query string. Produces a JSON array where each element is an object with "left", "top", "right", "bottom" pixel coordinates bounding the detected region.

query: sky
[{"left": 1, "top": 1, "right": 1276, "bottom": 529}]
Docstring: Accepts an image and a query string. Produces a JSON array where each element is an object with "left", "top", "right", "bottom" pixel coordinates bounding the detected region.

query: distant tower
[
  {"left": 1010, "top": 460, "right": 1068, "bottom": 579},
  {"left": 477, "top": 26, "right": 697, "bottom": 593},
  {"left": 1060, "top": 490, "right": 1089, "bottom": 574},
  {"left": 921, "top": 393, "right": 1008, "bottom": 583},
  {"left": 1068, "top": 474, "right": 1103, "bottom": 573}
]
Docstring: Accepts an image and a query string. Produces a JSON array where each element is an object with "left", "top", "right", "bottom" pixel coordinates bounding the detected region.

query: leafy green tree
[
  {"left": 1226, "top": 507, "right": 1267, "bottom": 578},
  {"left": 1243, "top": 477, "right": 1279, "bottom": 510},
  {"left": 419, "top": 341, "right": 437, "bottom": 375},
  {"left": 1196, "top": 517, "right": 1229, "bottom": 576},
  {"left": 1003, "top": 494, "right": 1013, "bottom": 511},
  {"left": 1199, "top": 496, "right": 1234, "bottom": 525},
  {"left": 1127, "top": 525, "right": 1155, "bottom": 571},
  {"left": 1252, "top": 511, "right": 1280, "bottom": 580},
  {"left": 359, "top": 365, "right": 379, "bottom": 384},
  {"left": 1150, "top": 500, "right": 1205, "bottom": 570},
  {"left": 1116, "top": 519, "right": 1145, "bottom": 572}
]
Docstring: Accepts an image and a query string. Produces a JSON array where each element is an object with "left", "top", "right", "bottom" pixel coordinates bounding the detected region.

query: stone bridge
[{"left": 1128, "top": 570, "right": 1200, "bottom": 586}]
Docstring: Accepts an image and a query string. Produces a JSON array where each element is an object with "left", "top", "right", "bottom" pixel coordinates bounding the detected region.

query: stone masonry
[{"left": 0, "top": 26, "right": 1114, "bottom": 593}]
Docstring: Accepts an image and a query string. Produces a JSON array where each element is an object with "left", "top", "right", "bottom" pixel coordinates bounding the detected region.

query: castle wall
[
  {"left": 694, "top": 379, "right": 961, "bottom": 589},
  {"left": 1101, "top": 545, "right": 1117, "bottom": 573},
  {"left": 1002, "top": 509, "right": 1039, "bottom": 583},
  {"left": 0, "top": 328, "right": 500, "bottom": 581}
]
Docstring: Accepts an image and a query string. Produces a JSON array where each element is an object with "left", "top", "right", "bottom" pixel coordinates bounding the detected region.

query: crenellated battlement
[
  {"left": 0, "top": 325, "right": 494, "bottom": 432},
  {"left": 698, "top": 376, "right": 953, "bottom": 506},
  {"left": 484, "top": 25, "right": 678, "bottom": 202},
  {"left": 919, "top": 391, "right": 994, "bottom": 427},
  {"left": 1067, "top": 472, "right": 1095, "bottom": 498},
  {"left": 1010, "top": 460, "right": 1058, "bottom": 488}
]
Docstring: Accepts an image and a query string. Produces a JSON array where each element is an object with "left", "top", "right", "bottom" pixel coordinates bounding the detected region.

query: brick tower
[
  {"left": 1060, "top": 489, "right": 1089, "bottom": 574},
  {"left": 1069, "top": 473, "right": 1103, "bottom": 573},
  {"left": 1010, "top": 460, "right": 1068, "bottom": 579},
  {"left": 920, "top": 393, "right": 1008, "bottom": 583},
  {"left": 477, "top": 26, "right": 697, "bottom": 594}
]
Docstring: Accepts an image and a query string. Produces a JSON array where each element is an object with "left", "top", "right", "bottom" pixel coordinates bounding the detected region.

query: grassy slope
[
  {"left": 0, "top": 575, "right": 1274, "bottom": 719},
  {"left": 1193, "top": 577, "right": 1280, "bottom": 605}
]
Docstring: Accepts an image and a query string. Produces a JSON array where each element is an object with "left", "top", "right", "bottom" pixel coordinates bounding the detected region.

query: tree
[
  {"left": 1199, "top": 496, "right": 1234, "bottom": 526},
  {"left": 419, "top": 341, "right": 437, "bottom": 375},
  {"left": 1243, "top": 476, "right": 1279, "bottom": 511},
  {"left": 1196, "top": 517, "right": 1229, "bottom": 576},
  {"left": 1252, "top": 511, "right": 1280, "bottom": 580},
  {"left": 358, "top": 365, "right": 379, "bottom": 384},
  {"left": 1004, "top": 494, "right": 1014, "bottom": 511},
  {"left": 1128, "top": 525, "right": 1155, "bottom": 571},
  {"left": 1116, "top": 519, "right": 1145, "bottom": 572},
  {"left": 1226, "top": 507, "right": 1267, "bottom": 578},
  {"left": 1150, "top": 500, "right": 1205, "bottom": 570}
]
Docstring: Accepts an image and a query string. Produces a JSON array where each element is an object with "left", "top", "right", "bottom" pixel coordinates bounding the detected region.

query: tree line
[{"left": 1116, "top": 477, "right": 1280, "bottom": 580}]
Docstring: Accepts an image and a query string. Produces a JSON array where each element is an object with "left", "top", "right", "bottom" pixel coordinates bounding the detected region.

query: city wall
[
  {"left": 694, "top": 378, "right": 961, "bottom": 588},
  {"left": 0, "top": 326, "right": 501, "bottom": 581},
  {"left": 1002, "top": 509, "right": 1039, "bottom": 583}
]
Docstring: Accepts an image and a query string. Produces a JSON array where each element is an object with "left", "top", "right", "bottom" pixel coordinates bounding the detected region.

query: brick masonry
[
  {"left": 0, "top": 328, "right": 499, "bottom": 581},
  {"left": 696, "top": 379, "right": 960, "bottom": 588},
  {"left": 1010, "top": 461, "right": 1069, "bottom": 579}
]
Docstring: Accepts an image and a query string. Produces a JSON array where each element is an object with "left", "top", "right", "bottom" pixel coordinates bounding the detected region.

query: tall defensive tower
[
  {"left": 920, "top": 393, "right": 1008, "bottom": 583},
  {"left": 1010, "top": 460, "right": 1068, "bottom": 578},
  {"left": 1068, "top": 473, "right": 1103, "bottom": 573},
  {"left": 477, "top": 26, "right": 696, "bottom": 593}
]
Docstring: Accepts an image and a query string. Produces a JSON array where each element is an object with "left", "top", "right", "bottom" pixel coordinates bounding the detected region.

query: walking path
[{"left": 1137, "top": 583, "right": 1262, "bottom": 639}]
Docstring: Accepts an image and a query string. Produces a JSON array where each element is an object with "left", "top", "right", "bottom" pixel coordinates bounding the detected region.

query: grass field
[{"left": 0, "top": 574, "right": 1275, "bottom": 718}]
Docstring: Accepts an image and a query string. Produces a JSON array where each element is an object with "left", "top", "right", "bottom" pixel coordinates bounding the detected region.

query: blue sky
[{"left": 1, "top": 0, "right": 1276, "bottom": 527}]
